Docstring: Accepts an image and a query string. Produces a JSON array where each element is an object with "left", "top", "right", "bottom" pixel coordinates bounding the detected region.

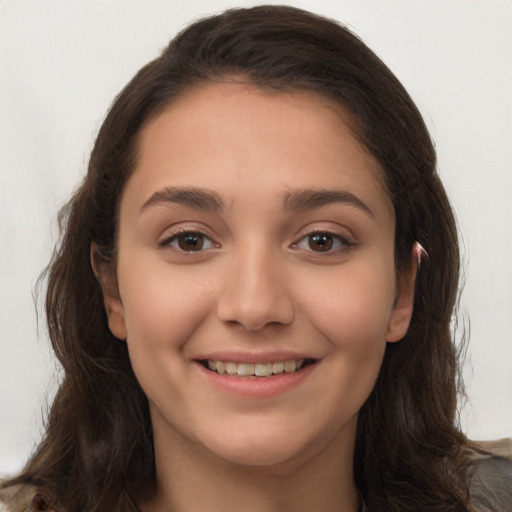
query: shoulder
[
  {"left": 0, "top": 483, "right": 35, "bottom": 512},
  {"left": 0, "top": 484, "right": 56, "bottom": 512},
  {"left": 0, "top": 483, "right": 140, "bottom": 512},
  {"left": 468, "top": 439, "right": 512, "bottom": 512}
]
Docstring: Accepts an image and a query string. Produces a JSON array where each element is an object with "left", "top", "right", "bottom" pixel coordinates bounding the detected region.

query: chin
[
  {"left": 212, "top": 444, "right": 308, "bottom": 469},
  {"left": 198, "top": 422, "right": 336, "bottom": 470}
]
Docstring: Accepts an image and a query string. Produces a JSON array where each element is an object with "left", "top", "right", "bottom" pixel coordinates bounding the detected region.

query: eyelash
[
  {"left": 158, "top": 228, "right": 354, "bottom": 255},
  {"left": 158, "top": 229, "right": 216, "bottom": 252},
  {"left": 293, "top": 230, "right": 354, "bottom": 254}
]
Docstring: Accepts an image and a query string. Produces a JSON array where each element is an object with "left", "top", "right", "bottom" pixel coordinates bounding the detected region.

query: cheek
[
  {"left": 118, "top": 255, "right": 216, "bottom": 353},
  {"left": 298, "top": 257, "right": 396, "bottom": 351},
  {"left": 117, "top": 259, "right": 218, "bottom": 415}
]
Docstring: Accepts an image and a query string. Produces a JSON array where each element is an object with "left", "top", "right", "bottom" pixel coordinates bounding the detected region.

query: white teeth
[
  {"left": 284, "top": 360, "right": 297, "bottom": 373},
  {"left": 254, "top": 363, "right": 272, "bottom": 377},
  {"left": 237, "top": 363, "right": 255, "bottom": 376},
  {"left": 205, "top": 359, "right": 308, "bottom": 377},
  {"left": 272, "top": 361, "right": 284, "bottom": 374},
  {"left": 225, "top": 362, "right": 238, "bottom": 375}
]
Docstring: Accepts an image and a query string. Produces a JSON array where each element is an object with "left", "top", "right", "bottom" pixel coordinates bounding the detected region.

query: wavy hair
[{"left": 3, "top": 6, "right": 470, "bottom": 511}]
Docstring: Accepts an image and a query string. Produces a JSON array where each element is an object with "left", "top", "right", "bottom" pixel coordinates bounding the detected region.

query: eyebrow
[
  {"left": 283, "top": 188, "right": 374, "bottom": 217},
  {"left": 140, "top": 185, "right": 374, "bottom": 217},
  {"left": 141, "top": 186, "right": 226, "bottom": 213}
]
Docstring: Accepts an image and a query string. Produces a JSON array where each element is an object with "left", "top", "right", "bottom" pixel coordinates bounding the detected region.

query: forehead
[{"left": 127, "top": 82, "right": 393, "bottom": 219}]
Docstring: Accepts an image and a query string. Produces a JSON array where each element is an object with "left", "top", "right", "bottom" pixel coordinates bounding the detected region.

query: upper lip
[{"left": 193, "top": 351, "right": 319, "bottom": 364}]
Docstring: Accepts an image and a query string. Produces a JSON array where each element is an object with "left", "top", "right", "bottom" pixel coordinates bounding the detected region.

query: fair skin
[{"left": 95, "top": 82, "right": 415, "bottom": 512}]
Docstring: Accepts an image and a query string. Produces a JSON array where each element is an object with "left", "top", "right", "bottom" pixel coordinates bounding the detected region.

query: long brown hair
[{"left": 3, "top": 6, "right": 469, "bottom": 511}]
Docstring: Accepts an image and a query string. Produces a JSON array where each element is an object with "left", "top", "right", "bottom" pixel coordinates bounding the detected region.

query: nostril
[{"left": 216, "top": 271, "right": 294, "bottom": 330}]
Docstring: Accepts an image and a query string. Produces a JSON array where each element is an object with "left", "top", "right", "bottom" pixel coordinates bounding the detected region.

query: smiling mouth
[{"left": 199, "top": 359, "right": 316, "bottom": 377}]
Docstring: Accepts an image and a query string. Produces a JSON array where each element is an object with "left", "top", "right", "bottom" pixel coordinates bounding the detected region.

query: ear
[
  {"left": 385, "top": 252, "right": 418, "bottom": 343},
  {"left": 90, "top": 242, "right": 127, "bottom": 340}
]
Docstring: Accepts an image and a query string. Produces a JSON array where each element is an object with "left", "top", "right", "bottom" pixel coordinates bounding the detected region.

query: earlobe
[
  {"left": 385, "top": 253, "right": 418, "bottom": 343},
  {"left": 90, "top": 243, "right": 127, "bottom": 340}
]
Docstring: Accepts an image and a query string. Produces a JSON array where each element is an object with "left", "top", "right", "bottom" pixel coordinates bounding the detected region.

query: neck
[{"left": 138, "top": 415, "right": 360, "bottom": 512}]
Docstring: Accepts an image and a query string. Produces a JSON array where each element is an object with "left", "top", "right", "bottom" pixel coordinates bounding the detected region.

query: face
[{"left": 98, "top": 83, "right": 415, "bottom": 470}]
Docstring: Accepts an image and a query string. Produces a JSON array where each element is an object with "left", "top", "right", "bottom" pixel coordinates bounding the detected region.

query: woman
[{"left": 1, "top": 5, "right": 510, "bottom": 512}]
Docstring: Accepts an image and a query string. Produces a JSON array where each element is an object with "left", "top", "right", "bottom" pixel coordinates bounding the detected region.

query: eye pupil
[
  {"left": 178, "top": 233, "right": 204, "bottom": 251},
  {"left": 309, "top": 234, "right": 333, "bottom": 252}
]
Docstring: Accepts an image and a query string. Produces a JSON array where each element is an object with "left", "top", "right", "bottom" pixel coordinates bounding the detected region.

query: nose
[{"left": 217, "top": 247, "right": 294, "bottom": 331}]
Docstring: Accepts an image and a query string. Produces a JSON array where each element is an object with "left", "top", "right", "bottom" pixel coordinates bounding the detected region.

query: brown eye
[
  {"left": 308, "top": 233, "right": 333, "bottom": 252},
  {"left": 178, "top": 233, "right": 204, "bottom": 251},
  {"left": 160, "top": 231, "right": 215, "bottom": 252},
  {"left": 293, "top": 231, "right": 353, "bottom": 254}
]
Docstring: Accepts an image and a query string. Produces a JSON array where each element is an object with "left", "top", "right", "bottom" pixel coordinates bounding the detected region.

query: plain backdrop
[{"left": 1, "top": 0, "right": 511, "bottom": 476}]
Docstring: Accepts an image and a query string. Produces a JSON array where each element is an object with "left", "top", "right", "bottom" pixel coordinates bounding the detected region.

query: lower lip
[{"left": 195, "top": 362, "right": 317, "bottom": 399}]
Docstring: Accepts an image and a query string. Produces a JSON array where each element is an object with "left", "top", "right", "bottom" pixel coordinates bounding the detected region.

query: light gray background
[{"left": 1, "top": 0, "right": 511, "bottom": 475}]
